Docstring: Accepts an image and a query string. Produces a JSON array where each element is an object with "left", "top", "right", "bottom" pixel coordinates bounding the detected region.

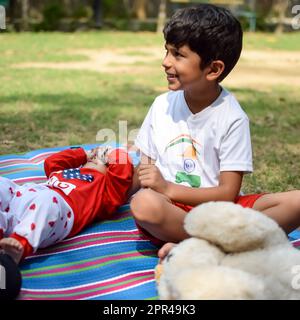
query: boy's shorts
[
  {"left": 137, "top": 193, "right": 266, "bottom": 246},
  {"left": 173, "top": 193, "right": 266, "bottom": 212}
]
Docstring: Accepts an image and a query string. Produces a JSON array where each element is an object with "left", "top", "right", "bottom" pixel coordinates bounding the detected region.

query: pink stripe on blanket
[
  {"left": 24, "top": 250, "right": 156, "bottom": 277},
  {"left": 20, "top": 270, "right": 154, "bottom": 300}
]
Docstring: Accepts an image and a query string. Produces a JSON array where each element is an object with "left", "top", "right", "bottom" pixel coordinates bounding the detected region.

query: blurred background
[
  {"left": 0, "top": 0, "right": 299, "bottom": 33},
  {"left": 0, "top": 0, "right": 299, "bottom": 193}
]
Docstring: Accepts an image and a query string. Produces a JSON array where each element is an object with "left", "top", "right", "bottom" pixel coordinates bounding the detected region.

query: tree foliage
[{"left": 5, "top": 0, "right": 300, "bottom": 32}]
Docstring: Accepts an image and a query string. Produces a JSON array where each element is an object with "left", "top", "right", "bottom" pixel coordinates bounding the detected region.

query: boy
[
  {"left": 0, "top": 146, "right": 133, "bottom": 264},
  {"left": 129, "top": 4, "right": 300, "bottom": 244}
]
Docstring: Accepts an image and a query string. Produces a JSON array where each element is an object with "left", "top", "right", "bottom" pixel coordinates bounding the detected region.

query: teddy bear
[{"left": 156, "top": 201, "right": 300, "bottom": 300}]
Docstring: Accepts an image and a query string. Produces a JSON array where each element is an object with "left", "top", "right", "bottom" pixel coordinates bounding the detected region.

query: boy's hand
[{"left": 138, "top": 164, "right": 170, "bottom": 196}]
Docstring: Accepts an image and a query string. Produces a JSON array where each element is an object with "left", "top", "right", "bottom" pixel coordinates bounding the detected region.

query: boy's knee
[
  {"left": 290, "top": 191, "right": 300, "bottom": 211},
  {"left": 130, "top": 189, "right": 165, "bottom": 224},
  {"left": 280, "top": 190, "right": 300, "bottom": 213}
]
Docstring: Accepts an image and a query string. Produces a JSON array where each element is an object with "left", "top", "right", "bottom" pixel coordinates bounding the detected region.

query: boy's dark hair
[{"left": 163, "top": 4, "right": 243, "bottom": 82}]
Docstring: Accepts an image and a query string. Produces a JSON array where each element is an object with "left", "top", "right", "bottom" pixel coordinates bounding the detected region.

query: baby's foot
[{"left": 0, "top": 238, "right": 24, "bottom": 264}]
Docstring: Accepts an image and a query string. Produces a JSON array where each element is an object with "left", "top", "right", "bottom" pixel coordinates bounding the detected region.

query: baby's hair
[{"left": 163, "top": 4, "right": 243, "bottom": 81}]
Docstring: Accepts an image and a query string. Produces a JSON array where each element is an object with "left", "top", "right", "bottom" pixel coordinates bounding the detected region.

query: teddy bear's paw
[
  {"left": 160, "top": 266, "right": 266, "bottom": 300},
  {"left": 226, "top": 244, "right": 300, "bottom": 299},
  {"left": 184, "top": 202, "right": 287, "bottom": 253}
]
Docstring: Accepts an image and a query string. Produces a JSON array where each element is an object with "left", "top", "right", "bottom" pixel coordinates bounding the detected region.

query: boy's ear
[{"left": 206, "top": 60, "right": 225, "bottom": 82}]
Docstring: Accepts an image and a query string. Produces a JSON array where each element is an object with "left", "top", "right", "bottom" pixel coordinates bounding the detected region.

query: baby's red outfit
[
  {"left": 6, "top": 148, "right": 133, "bottom": 259},
  {"left": 44, "top": 148, "right": 133, "bottom": 237}
]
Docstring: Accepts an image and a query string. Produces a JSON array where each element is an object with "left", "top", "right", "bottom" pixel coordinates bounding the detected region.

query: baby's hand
[
  {"left": 95, "top": 146, "right": 113, "bottom": 165},
  {"left": 85, "top": 148, "right": 97, "bottom": 161},
  {"left": 86, "top": 146, "right": 113, "bottom": 164}
]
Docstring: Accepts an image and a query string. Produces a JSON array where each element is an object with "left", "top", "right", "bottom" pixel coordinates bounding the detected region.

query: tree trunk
[
  {"left": 8, "top": 0, "right": 16, "bottom": 25},
  {"left": 249, "top": 0, "right": 256, "bottom": 11},
  {"left": 133, "top": 0, "right": 146, "bottom": 20},
  {"left": 123, "top": 0, "right": 133, "bottom": 18},
  {"left": 93, "top": 0, "right": 103, "bottom": 28},
  {"left": 21, "top": 0, "right": 29, "bottom": 31},
  {"left": 274, "top": 0, "right": 289, "bottom": 33},
  {"left": 157, "top": 0, "right": 167, "bottom": 34}
]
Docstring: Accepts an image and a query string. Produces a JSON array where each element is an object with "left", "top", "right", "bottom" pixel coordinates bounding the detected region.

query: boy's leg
[
  {"left": 130, "top": 188, "right": 189, "bottom": 242},
  {"left": 252, "top": 190, "right": 300, "bottom": 234}
]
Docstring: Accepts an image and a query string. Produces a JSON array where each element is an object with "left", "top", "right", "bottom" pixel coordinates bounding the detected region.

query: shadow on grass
[{"left": 0, "top": 84, "right": 160, "bottom": 154}]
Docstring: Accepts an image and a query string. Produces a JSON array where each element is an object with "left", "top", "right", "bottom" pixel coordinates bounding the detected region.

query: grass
[
  {"left": 243, "top": 32, "right": 300, "bottom": 51},
  {"left": 0, "top": 31, "right": 299, "bottom": 193}
]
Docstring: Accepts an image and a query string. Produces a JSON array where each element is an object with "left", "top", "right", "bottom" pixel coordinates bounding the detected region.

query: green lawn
[{"left": 0, "top": 31, "right": 299, "bottom": 193}]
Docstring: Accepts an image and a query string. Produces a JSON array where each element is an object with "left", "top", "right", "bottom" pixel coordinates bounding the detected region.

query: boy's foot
[
  {"left": 0, "top": 238, "right": 24, "bottom": 264},
  {"left": 155, "top": 243, "right": 177, "bottom": 283},
  {"left": 157, "top": 242, "right": 176, "bottom": 262}
]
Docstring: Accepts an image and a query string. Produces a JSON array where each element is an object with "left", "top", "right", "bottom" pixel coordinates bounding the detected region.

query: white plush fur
[{"left": 158, "top": 202, "right": 300, "bottom": 300}]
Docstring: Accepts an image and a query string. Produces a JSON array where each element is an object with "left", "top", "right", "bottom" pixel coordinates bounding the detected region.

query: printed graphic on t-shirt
[
  {"left": 175, "top": 172, "right": 201, "bottom": 188},
  {"left": 163, "top": 134, "right": 201, "bottom": 188},
  {"left": 47, "top": 176, "right": 76, "bottom": 196}
]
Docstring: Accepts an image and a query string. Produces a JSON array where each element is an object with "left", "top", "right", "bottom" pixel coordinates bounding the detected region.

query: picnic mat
[
  {"left": 0, "top": 144, "right": 159, "bottom": 300},
  {"left": 1, "top": 144, "right": 300, "bottom": 300}
]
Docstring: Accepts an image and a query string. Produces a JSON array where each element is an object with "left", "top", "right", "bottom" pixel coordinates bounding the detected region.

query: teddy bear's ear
[{"left": 184, "top": 202, "right": 287, "bottom": 252}]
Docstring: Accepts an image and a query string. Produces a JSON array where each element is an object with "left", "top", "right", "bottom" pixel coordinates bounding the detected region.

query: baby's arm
[{"left": 44, "top": 148, "right": 87, "bottom": 177}]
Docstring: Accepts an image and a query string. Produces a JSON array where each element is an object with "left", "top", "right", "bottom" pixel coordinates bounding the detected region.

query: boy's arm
[
  {"left": 44, "top": 148, "right": 88, "bottom": 178},
  {"left": 138, "top": 164, "right": 243, "bottom": 205},
  {"left": 164, "top": 171, "right": 243, "bottom": 205}
]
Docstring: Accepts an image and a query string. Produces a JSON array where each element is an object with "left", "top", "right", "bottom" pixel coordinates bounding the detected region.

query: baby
[{"left": 0, "top": 146, "right": 133, "bottom": 264}]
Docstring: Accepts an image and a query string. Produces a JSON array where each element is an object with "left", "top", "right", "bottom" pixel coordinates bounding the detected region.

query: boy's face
[{"left": 162, "top": 43, "right": 208, "bottom": 92}]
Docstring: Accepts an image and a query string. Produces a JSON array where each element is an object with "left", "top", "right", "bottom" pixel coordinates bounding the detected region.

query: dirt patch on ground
[
  {"left": 13, "top": 47, "right": 164, "bottom": 74},
  {"left": 223, "top": 50, "right": 300, "bottom": 89},
  {"left": 13, "top": 47, "right": 300, "bottom": 89}
]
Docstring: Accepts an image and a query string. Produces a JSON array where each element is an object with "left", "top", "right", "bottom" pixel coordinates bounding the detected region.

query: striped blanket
[
  {"left": 0, "top": 145, "right": 159, "bottom": 300},
  {"left": 1, "top": 145, "right": 300, "bottom": 300}
]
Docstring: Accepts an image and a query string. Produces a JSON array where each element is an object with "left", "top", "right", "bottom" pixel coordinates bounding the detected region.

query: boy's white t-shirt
[{"left": 135, "top": 88, "right": 253, "bottom": 189}]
